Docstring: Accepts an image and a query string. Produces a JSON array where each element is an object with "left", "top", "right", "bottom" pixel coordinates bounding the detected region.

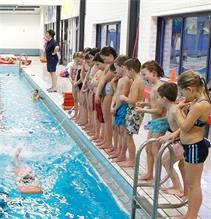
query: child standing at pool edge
[{"left": 174, "top": 71, "right": 211, "bottom": 219}]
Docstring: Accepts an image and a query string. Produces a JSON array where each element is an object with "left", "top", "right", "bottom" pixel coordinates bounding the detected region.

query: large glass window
[
  {"left": 96, "top": 22, "right": 121, "bottom": 53},
  {"left": 163, "top": 18, "right": 182, "bottom": 77},
  {"left": 161, "top": 14, "right": 211, "bottom": 80},
  {"left": 182, "top": 16, "right": 210, "bottom": 77}
]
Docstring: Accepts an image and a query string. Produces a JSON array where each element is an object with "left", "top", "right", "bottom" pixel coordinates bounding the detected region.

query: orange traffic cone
[{"left": 170, "top": 68, "right": 177, "bottom": 82}]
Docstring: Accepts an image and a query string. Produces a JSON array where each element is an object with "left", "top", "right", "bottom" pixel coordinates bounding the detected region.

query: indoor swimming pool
[{"left": 0, "top": 70, "right": 129, "bottom": 219}]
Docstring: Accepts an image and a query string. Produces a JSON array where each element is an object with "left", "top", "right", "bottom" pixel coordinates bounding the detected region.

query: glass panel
[
  {"left": 182, "top": 16, "right": 210, "bottom": 77},
  {"left": 162, "top": 18, "right": 182, "bottom": 77},
  {"left": 107, "top": 24, "right": 117, "bottom": 48},
  {"left": 101, "top": 25, "right": 107, "bottom": 48}
]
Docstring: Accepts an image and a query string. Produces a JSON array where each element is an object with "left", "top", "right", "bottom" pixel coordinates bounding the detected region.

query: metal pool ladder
[{"left": 131, "top": 138, "right": 188, "bottom": 219}]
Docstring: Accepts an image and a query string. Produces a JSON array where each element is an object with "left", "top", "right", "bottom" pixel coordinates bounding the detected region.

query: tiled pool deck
[{"left": 4, "top": 57, "right": 211, "bottom": 218}]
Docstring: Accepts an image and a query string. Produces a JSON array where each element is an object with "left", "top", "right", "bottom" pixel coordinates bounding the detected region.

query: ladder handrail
[
  {"left": 152, "top": 140, "right": 175, "bottom": 219},
  {"left": 131, "top": 138, "right": 159, "bottom": 219},
  {"left": 131, "top": 138, "right": 176, "bottom": 219},
  {"left": 132, "top": 138, "right": 158, "bottom": 198}
]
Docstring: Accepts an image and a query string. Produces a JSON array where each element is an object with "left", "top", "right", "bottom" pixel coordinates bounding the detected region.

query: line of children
[{"left": 64, "top": 47, "right": 210, "bottom": 219}]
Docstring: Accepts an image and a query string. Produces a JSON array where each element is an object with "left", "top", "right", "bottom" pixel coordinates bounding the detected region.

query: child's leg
[
  {"left": 78, "top": 92, "right": 88, "bottom": 125},
  {"left": 118, "top": 133, "right": 135, "bottom": 167},
  {"left": 72, "top": 87, "right": 78, "bottom": 119},
  {"left": 84, "top": 92, "right": 91, "bottom": 129},
  {"left": 75, "top": 90, "right": 81, "bottom": 121},
  {"left": 113, "top": 127, "right": 127, "bottom": 162},
  {"left": 178, "top": 159, "right": 188, "bottom": 198},
  {"left": 111, "top": 125, "right": 124, "bottom": 156},
  {"left": 139, "top": 131, "right": 154, "bottom": 180},
  {"left": 91, "top": 111, "right": 100, "bottom": 140},
  {"left": 162, "top": 143, "right": 183, "bottom": 196},
  {"left": 100, "top": 96, "right": 113, "bottom": 149},
  {"left": 185, "top": 162, "right": 204, "bottom": 219},
  {"left": 107, "top": 124, "right": 118, "bottom": 155}
]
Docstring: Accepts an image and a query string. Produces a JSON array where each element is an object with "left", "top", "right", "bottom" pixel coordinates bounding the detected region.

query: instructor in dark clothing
[{"left": 45, "top": 29, "right": 59, "bottom": 92}]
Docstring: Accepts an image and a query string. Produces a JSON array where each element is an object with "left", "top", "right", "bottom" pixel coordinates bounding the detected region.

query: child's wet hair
[
  {"left": 141, "top": 60, "right": 163, "bottom": 77},
  {"left": 177, "top": 70, "right": 211, "bottom": 103},
  {"left": 124, "top": 58, "right": 141, "bottom": 73},
  {"left": 93, "top": 52, "right": 104, "bottom": 63},
  {"left": 157, "top": 82, "right": 178, "bottom": 102},
  {"left": 114, "top": 55, "right": 129, "bottom": 66},
  {"left": 89, "top": 48, "right": 100, "bottom": 56},
  {"left": 100, "top": 46, "right": 117, "bottom": 59},
  {"left": 73, "top": 52, "right": 84, "bottom": 59}
]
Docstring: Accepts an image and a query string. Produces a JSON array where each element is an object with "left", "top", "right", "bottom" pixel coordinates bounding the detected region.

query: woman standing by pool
[{"left": 45, "top": 29, "right": 60, "bottom": 92}]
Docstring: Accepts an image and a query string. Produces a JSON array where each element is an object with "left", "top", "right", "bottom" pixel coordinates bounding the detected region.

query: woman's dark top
[{"left": 45, "top": 39, "right": 58, "bottom": 64}]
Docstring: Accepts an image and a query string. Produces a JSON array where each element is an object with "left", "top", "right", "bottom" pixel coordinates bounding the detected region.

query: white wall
[
  {"left": 138, "top": 0, "right": 211, "bottom": 63},
  {"left": 84, "top": 0, "right": 129, "bottom": 54},
  {"left": 0, "top": 13, "right": 41, "bottom": 49}
]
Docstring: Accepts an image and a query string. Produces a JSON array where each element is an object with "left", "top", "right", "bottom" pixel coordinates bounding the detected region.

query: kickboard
[{"left": 18, "top": 185, "right": 43, "bottom": 194}]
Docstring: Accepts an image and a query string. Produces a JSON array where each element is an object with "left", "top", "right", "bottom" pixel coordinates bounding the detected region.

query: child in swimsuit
[
  {"left": 175, "top": 71, "right": 211, "bottom": 219},
  {"left": 157, "top": 82, "right": 185, "bottom": 197},
  {"left": 135, "top": 60, "right": 169, "bottom": 181},
  {"left": 109, "top": 56, "right": 131, "bottom": 161},
  {"left": 118, "top": 58, "right": 144, "bottom": 167}
]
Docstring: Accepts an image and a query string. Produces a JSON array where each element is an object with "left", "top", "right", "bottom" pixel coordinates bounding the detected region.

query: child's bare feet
[
  {"left": 139, "top": 174, "right": 153, "bottom": 181},
  {"left": 117, "top": 160, "right": 135, "bottom": 167},
  {"left": 112, "top": 155, "right": 126, "bottom": 162},
  {"left": 163, "top": 188, "right": 184, "bottom": 197}
]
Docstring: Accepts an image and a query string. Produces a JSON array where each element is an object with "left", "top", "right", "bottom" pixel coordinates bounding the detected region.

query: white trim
[{"left": 152, "top": 4, "right": 211, "bottom": 17}]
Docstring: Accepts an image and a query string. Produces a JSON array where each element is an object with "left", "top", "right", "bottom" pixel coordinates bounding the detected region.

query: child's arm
[
  {"left": 159, "top": 129, "right": 180, "bottom": 143},
  {"left": 136, "top": 101, "right": 151, "bottom": 108},
  {"left": 81, "top": 71, "right": 90, "bottom": 92},
  {"left": 135, "top": 106, "right": 163, "bottom": 115},
  {"left": 176, "top": 101, "right": 210, "bottom": 132},
  {"left": 110, "top": 94, "right": 117, "bottom": 114},
  {"left": 95, "top": 71, "right": 113, "bottom": 102},
  {"left": 111, "top": 77, "right": 118, "bottom": 92},
  {"left": 119, "top": 80, "right": 142, "bottom": 105}
]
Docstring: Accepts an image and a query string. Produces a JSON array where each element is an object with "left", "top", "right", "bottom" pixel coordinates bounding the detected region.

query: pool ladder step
[{"left": 131, "top": 139, "right": 188, "bottom": 219}]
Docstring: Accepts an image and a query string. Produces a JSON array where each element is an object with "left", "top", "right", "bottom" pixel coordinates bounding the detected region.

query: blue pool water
[{"left": 0, "top": 71, "right": 129, "bottom": 219}]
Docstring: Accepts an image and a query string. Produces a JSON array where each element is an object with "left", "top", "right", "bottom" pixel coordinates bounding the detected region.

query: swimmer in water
[
  {"left": 32, "top": 89, "right": 42, "bottom": 101},
  {"left": 15, "top": 148, "right": 43, "bottom": 194}
]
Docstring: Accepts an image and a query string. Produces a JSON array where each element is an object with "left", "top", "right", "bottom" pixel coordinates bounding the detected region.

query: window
[
  {"left": 163, "top": 18, "right": 183, "bottom": 77},
  {"left": 160, "top": 14, "right": 211, "bottom": 80},
  {"left": 96, "top": 22, "right": 121, "bottom": 53},
  {"left": 182, "top": 16, "right": 210, "bottom": 77}
]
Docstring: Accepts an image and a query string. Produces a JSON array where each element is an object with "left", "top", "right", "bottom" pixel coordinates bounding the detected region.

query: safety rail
[{"left": 131, "top": 139, "right": 188, "bottom": 219}]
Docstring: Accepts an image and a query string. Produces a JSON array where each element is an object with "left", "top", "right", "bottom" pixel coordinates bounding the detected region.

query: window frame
[
  {"left": 156, "top": 11, "right": 211, "bottom": 80},
  {"left": 96, "top": 21, "right": 121, "bottom": 53}
]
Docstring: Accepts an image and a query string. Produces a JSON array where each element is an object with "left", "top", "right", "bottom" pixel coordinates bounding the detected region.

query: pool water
[{"left": 0, "top": 72, "right": 129, "bottom": 219}]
